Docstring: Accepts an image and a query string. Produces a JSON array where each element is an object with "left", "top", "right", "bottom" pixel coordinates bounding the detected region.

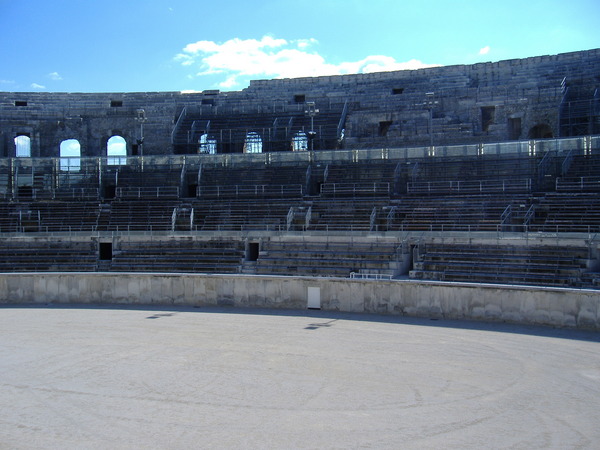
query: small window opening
[
  {"left": 294, "top": 94, "right": 306, "bottom": 103},
  {"left": 199, "top": 134, "right": 217, "bottom": 154},
  {"left": 99, "top": 242, "right": 113, "bottom": 260},
  {"left": 243, "top": 132, "right": 262, "bottom": 154},
  {"left": 508, "top": 118, "right": 522, "bottom": 140},
  {"left": 110, "top": 100, "right": 123, "bottom": 107},
  {"left": 15, "top": 100, "right": 28, "bottom": 107},
  {"left": 246, "top": 242, "right": 260, "bottom": 262},
  {"left": 392, "top": 88, "right": 404, "bottom": 95},
  {"left": 292, "top": 131, "right": 308, "bottom": 151},
  {"left": 379, "top": 121, "right": 393, "bottom": 137},
  {"left": 201, "top": 98, "right": 215, "bottom": 106},
  {"left": 481, "top": 106, "right": 495, "bottom": 132}
]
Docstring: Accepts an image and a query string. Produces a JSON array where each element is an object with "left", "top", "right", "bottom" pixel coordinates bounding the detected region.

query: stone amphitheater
[
  {"left": 2, "top": 47, "right": 600, "bottom": 450},
  {"left": 1, "top": 48, "right": 600, "bottom": 329}
]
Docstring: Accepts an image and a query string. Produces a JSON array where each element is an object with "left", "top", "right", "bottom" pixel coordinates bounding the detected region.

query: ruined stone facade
[{"left": 0, "top": 49, "right": 599, "bottom": 158}]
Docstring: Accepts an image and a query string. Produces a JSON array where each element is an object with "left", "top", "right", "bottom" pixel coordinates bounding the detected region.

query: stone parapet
[{"left": 1, "top": 272, "right": 598, "bottom": 330}]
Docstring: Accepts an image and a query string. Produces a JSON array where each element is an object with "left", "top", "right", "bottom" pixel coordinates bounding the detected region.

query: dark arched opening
[{"left": 528, "top": 124, "right": 553, "bottom": 139}]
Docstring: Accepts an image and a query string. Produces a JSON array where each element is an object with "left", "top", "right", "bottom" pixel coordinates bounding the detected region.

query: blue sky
[{"left": 1, "top": 0, "right": 598, "bottom": 93}]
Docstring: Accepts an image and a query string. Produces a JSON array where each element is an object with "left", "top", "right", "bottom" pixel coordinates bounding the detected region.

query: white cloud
[
  {"left": 479, "top": 46, "right": 491, "bottom": 55},
  {"left": 297, "top": 38, "right": 318, "bottom": 50},
  {"left": 175, "top": 35, "right": 439, "bottom": 89},
  {"left": 218, "top": 75, "right": 240, "bottom": 89},
  {"left": 0, "top": 79, "right": 15, "bottom": 85},
  {"left": 31, "top": 83, "right": 46, "bottom": 89},
  {"left": 48, "top": 72, "right": 62, "bottom": 81}
]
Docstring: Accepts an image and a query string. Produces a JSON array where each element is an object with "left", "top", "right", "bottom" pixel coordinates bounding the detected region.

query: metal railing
[
  {"left": 320, "top": 182, "right": 390, "bottom": 196},
  {"left": 171, "top": 107, "right": 187, "bottom": 144},
  {"left": 337, "top": 100, "right": 348, "bottom": 139},
  {"left": 501, "top": 204, "right": 512, "bottom": 226},
  {"left": 116, "top": 186, "right": 180, "bottom": 199},
  {"left": 537, "top": 151, "right": 552, "bottom": 185},
  {"left": 407, "top": 179, "right": 532, "bottom": 194},
  {"left": 171, "top": 208, "right": 177, "bottom": 231},
  {"left": 350, "top": 272, "right": 394, "bottom": 280},
  {"left": 556, "top": 176, "right": 600, "bottom": 191},
  {"left": 305, "top": 206, "right": 312, "bottom": 230},
  {"left": 561, "top": 149, "right": 576, "bottom": 176},
  {"left": 523, "top": 205, "right": 536, "bottom": 226},
  {"left": 2, "top": 222, "right": 600, "bottom": 242},
  {"left": 369, "top": 206, "right": 377, "bottom": 232},
  {"left": 286, "top": 207, "right": 294, "bottom": 231},
  {"left": 198, "top": 184, "right": 304, "bottom": 198}
]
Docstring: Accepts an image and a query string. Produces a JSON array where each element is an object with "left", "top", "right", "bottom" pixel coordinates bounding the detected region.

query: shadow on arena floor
[{"left": 2, "top": 302, "right": 598, "bottom": 343}]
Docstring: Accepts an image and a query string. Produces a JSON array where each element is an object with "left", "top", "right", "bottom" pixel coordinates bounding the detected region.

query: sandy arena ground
[{"left": 0, "top": 305, "right": 599, "bottom": 449}]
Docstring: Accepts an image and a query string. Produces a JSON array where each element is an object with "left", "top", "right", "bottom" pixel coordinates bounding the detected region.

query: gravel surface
[{"left": 1, "top": 305, "right": 599, "bottom": 449}]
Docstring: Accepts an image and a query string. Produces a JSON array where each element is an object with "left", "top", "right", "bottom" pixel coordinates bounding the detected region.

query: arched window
[
  {"left": 107, "top": 135, "right": 127, "bottom": 165},
  {"left": 14, "top": 135, "right": 31, "bottom": 157},
  {"left": 243, "top": 132, "right": 262, "bottom": 154},
  {"left": 199, "top": 134, "right": 217, "bottom": 154},
  {"left": 292, "top": 131, "right": 308, "bottom": 151},
  {"left": 60, "top": 139, "right": 81, "bottom": 172}
]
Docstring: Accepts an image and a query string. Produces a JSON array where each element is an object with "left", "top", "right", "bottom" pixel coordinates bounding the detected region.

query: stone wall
[
  {"left": 0, "top": 49, "right": 598, "bottom": 157},
  {"left": 1, "top": 272, "right": 598, "bottom": 330}
]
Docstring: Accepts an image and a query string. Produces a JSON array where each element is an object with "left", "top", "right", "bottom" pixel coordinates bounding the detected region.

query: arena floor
[{"left": 0, "top": 305, "right": 599, "bottom": 449}]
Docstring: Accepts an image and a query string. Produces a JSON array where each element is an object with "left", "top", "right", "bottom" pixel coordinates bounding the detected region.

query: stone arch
[
  {"left": 528, "top": 124, "right": 553, "bottom": 139},
  {"left": 14, "top": 134, "right": 31, "bottom": 157},
  {"left": 291, "top": 131, "right": 308, "bottom": 151},
  {"left": 107, "top": 135, "right": 127, "bottom": 165},
  {"left": 243, "top": 132, "right": 262, "bottom": 154},
  {"left": 59, "top": 139, "right": 81, "bottom": 171}
]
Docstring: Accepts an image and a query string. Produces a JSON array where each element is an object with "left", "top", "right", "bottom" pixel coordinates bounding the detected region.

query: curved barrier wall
[{"left": 0, "top": 273, "right": 598, "bottom": 330}]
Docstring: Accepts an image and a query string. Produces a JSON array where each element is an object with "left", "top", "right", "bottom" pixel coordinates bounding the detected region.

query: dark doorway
[
  {"left": 99, "top": 242, "right": 113, "bottom": 261},
  {"left": 481, "top": 106, "right": 495, "bottom": 132},
  {"left": 246, "top": 242, "right": 259, "bottom": 262},
  {"left": 18, "top": 186, "right": 33, "bottom": 199},
  {"left": 315, "top": 181, "right": 324, "bottom": 196},
  {"left": 104, "top": 185, "right": 116, "bottom": 199},
  {"left": 187, "top": 183, "right": 198, "bottom": 198}
]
